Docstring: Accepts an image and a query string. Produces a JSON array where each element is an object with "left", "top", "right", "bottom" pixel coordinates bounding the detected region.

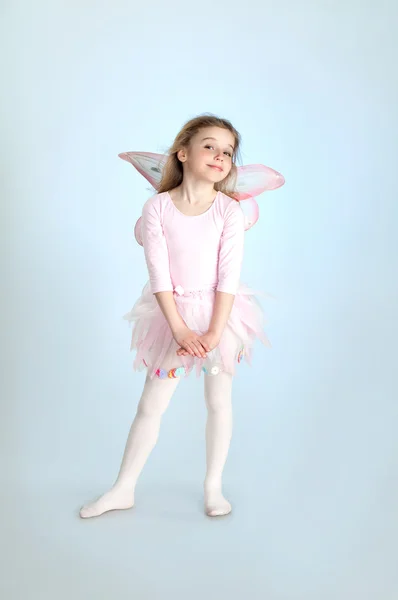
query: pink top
[{"left": 141, "top": 191, "right": 245, "bottom": 295}]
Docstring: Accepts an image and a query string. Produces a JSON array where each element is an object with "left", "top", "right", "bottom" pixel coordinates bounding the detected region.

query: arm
[
  {"left": 209, "top": 201, "right": 245, "bottom": 337},
  {"left": 154, "top": 291, "right": 186, "bottom": 335},
  {"left": 207, "top": 291, "right": 236, "bottom": 339},
  {"left": 141, "top": 198, "right": 174, "bottom": 295}
]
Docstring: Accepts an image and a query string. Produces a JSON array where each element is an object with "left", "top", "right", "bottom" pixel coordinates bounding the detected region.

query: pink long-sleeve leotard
[{"left": 141, "top": 190, "right": 245, "bottom": 297}]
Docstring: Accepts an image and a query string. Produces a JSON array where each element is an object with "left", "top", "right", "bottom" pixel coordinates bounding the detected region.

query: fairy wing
[
  {"left": 234, "top": 163, "right": 285, "bottom": 230},
  {"left": 118, "top": 152, "right": 166, "bottom": 190},
  {"left": 119, "top": 151, "right": 285, "bottom": 245},
  {"left": 118, "top": 152, "right": 285, "bottom": 197},
  {"left": 234, "top": 163, "right": 285, "bottom": 200}
]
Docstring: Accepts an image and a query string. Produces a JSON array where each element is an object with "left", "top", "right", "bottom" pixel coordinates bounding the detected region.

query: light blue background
[{"left": 2, "top": 1, "right": 397, "bottom": 598}]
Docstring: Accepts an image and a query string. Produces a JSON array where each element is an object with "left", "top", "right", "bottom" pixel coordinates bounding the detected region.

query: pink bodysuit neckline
[{"left": 165, "top": 190, "right": 220, "bottom": 219}]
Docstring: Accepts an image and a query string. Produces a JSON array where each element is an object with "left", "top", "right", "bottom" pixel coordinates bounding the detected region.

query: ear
[{"left": 177, "top": 148, "right": 187, "bottom": 163}]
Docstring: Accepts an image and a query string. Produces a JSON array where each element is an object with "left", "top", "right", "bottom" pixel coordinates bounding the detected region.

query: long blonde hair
[{"left": 157, "top": 114, "right": 242, "bottom": 200}]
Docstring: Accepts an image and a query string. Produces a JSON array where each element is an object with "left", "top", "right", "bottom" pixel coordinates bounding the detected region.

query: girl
[{"left": 80, "top": 114, "right": 269, "bottom": 519}]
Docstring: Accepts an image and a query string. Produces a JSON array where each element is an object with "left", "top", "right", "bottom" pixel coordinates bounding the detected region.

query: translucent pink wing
[
  {"left": 119, "top": 152, "right": 285, "bottom": 196},
  {"left": 134, "top": 217, "right": 143, "bottom": 246},
  {"left": 235, "top": 164, "right": 285, "bottom": 200},
  {"left": 119, "top": 151, "right": 285, "bottom": 244},
  {"left": 118, "top": 152, "right": 166, "bottom": 189},
  {"left": 239, "top": 197, "right": 260, "bottom": 230},
  {"left": 119, "top": 152, "right": 165, "bottom": 246},
  {"left": 234, "top": 164, "right": 284, "bottom": 231}
]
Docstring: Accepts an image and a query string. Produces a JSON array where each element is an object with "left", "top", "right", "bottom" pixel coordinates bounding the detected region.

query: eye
[
  {"left": 224, "top": 151, "right": 232, "bottom": 157},
  {"left": 204, "top": 144, "right": 214, "bottom": 150}
]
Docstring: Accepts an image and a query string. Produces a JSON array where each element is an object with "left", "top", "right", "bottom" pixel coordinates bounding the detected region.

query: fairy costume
[{"left": 120, "top": 152, "right": 284, "bottom": 379}]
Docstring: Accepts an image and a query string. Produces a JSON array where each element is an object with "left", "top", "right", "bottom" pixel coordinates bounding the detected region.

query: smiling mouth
[{"left": 208, "top": 165, "right": 223, "bottom": 172}]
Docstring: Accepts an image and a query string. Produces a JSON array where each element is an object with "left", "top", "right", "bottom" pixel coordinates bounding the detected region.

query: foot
[
  {"left": 204, "top": 486, "right": 232, "bottom": 517},
  {"left": 79, "top": 486, "right": 135, "bottom": 518}
]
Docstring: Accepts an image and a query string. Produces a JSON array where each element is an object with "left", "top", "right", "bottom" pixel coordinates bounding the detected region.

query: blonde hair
[{"left": 157, "top": 114, "right": 242, "bottom": 200}]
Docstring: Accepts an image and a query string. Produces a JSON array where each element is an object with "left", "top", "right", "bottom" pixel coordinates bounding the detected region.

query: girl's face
[{"left": 179, "top": 126, "right": 236, "bottom": 183}]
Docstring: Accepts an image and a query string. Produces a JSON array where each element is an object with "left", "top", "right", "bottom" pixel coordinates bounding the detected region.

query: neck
[{"left": 173, "top": 173, "right": 217, "bottom": 205}]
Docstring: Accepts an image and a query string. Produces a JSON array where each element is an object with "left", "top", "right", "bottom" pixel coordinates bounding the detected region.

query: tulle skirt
[{"left": 123, "top": 281, "right": 271, "bottom": 380}]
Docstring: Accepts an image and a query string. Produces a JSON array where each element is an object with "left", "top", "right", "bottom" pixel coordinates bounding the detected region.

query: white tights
[{"left": 80, "top": 370, "right": 233, "bottom": 518}]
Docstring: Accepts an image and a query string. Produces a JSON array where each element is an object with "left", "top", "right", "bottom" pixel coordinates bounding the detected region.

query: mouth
[{"left": 207, "top": 165, "right": 223, "bottom": 172}]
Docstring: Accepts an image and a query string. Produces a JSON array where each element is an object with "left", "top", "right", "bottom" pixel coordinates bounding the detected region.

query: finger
[
  {"left": 180, "top": 342, "right": 192, "bottom": 356},
  {"left": 190, "top": 340, "right": 203, "bottom": 357},
  {"left": 187, "top": 341, "right": 202, "bottom": 357},
  {"left": 191, "top": 342, "right": 201, "bottom": 358},
  {"left": 201, "top": 340, "right": 211, "bottom": 352},
  {"left": 183, "top": 343, "right": 195, "bottom": 357},
  {"left": 192, "top": 340, "right": 207, "bottom": 358},
  {"left": 197, "top": 339, "right": 209, "bottom": 354}
]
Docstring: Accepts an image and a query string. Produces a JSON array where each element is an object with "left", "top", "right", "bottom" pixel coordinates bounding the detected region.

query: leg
[
  {"left": 80, "top": 372, "right": 180, "bottom": 518},
  {"left": 203, "top": 370, "right": 233, "bottom": 517}
]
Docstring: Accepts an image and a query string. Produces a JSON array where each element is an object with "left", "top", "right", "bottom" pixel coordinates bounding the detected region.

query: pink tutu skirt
[{"left": 123, "top": 281, "right": 271, "bottom": 380}]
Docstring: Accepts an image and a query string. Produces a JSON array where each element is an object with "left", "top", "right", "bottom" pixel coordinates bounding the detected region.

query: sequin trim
[{"left": 142, "top": 346, "right": 245, "bottom": 378}]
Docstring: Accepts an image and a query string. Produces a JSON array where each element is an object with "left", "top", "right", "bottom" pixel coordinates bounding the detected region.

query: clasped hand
[{"left": 173, "top": 326, "right": 220, "bottom": 358}]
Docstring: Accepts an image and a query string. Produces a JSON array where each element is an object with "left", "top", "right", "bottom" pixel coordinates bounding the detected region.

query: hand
[
  {"left": 172, "top": 325, "right": 208, "bottom": 358},
  {"left": 176, "top": 330, "right": 221, "bottom": 357}
]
